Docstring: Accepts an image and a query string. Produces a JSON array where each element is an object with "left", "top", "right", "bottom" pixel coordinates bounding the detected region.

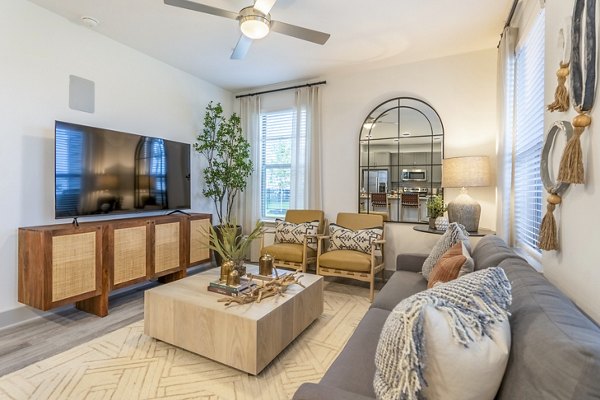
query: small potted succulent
[{"left": 426, "top": 195, "right": 446, "bottom": 230}]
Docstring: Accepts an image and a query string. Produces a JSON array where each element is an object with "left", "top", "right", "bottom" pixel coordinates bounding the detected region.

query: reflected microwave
[{"left": 401, "top": 169, "right": 427, "bottom": 182}]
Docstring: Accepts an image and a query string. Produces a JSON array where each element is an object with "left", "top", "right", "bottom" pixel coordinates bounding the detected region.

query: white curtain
[
  {"left": 237, "top": 95, "right": 261, "bottom": 233},
  {"left": 496, "top": 27, "right": 518, "bottom": 244},
  {"left": 291, "top": 86, "right": 323, "bottom": 210}
]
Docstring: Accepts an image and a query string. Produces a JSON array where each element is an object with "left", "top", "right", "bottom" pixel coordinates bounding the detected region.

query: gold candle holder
[
  {"left": 220, "top": 260, "right": 234, "bottom": 283},
  {"left": 259, "top": 253, "right": 274, "bottom": 276},
  {"left": 227, "top": 269, "right": 240, "bottom": 286}
]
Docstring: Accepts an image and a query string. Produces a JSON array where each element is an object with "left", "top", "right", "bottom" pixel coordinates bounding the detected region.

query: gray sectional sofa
[{"left": 293, "top": 235, "right": 600, "bottom": 400}]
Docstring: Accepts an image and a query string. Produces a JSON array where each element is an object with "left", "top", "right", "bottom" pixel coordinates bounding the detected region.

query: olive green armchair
[
  {"left": 317, "top": 212, "right": 385, "bottom": 301},
  {"left": 259, "top": 209, "right": 326, "bottom": 273}
]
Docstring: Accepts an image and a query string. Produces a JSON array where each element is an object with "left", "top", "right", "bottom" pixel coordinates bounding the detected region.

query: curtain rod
[
  {"left": 497, "top": 0, "right": 519, "bottom": 48},
  {"left": 235, "top": 81, "right": 326, "bottom": 99}
]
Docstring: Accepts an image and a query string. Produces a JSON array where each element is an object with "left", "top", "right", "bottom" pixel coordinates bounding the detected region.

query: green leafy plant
[
  {"left": 194, "top": 102, "right": 253, "bottom": 225},
  {"left": 426, "top": 195, "right": 447, "bottom": 218},
  {"left": 207, "top": 220, "right": 264, "bottom": 264}
]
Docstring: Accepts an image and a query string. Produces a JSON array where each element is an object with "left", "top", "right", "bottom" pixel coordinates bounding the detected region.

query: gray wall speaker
[{"left": 69, "top": 75, "right": 95, "bottom": 113}]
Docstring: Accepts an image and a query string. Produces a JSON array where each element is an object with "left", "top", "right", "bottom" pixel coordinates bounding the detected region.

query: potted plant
[
  {"left": 194, "top": 102, "right": 253, "bottom": 225},
  {"left": 195, "top": 102, "right": 253, "bottom": 265},
  {"left": 426, "top": 195, "right": 446, "bottom": 229},
  {"left": 208, "top": 220, "right": 264, "bottom": 279}
]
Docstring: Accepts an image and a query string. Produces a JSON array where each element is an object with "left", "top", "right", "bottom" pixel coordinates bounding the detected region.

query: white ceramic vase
[{"left": 435, "top": 216, "right": 449, "bottom": 231}]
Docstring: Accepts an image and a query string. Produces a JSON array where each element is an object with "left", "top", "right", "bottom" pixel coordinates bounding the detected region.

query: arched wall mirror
[{"left": 358, "top": 97, "right": 444, "bottom": 223}]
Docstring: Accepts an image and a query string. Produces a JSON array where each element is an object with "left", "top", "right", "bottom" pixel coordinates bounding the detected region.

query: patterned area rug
[{"left": 0, "top": 282, "right": 372, "bottom": 400}]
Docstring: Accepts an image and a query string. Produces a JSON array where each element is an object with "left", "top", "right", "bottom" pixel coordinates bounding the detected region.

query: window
[
  {"left": 513, "top": 9, "right": 545, "bottom": 255},
  {"left": 260, "top": 109, "right": 295, "bottom": 219}
]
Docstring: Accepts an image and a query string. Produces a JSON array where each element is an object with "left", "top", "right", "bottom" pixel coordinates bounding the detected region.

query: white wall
[
  {"left": 320, "top": 49, "right": 498, "bottom": 267},
  {"left": 0, "top": 0, "right": 232, "bottom": 314},
  {"left": 542, "top": 1, "right": 600, "bottom": 322}
]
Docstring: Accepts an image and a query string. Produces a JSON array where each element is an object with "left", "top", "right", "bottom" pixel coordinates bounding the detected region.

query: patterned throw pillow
[
  {"left": 374, "top": 267, "right": 512, "bottom": 400},
  {"left": 327, "top": 223, "right": 383, "bottom": 254},
  {"left": 422, "top": 222, "right": 470, "bottom": 281},
  {"left": 274, "top": 220, "right": 319, "bottom": 250},
  {"left": 427, "top": 242, "right": 474, "bottom": 289}
]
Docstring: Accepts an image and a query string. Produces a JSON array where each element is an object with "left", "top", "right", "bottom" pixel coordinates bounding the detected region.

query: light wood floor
[
  {"left": 0, "top": 264, "right": 214, "bottom": 377},
  {"left": 0, "top": 264, "right": 388, "bottom": 378}
]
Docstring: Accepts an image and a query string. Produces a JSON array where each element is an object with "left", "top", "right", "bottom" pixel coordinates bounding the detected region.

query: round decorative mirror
[{"left": 358, "top": 97, "right": 444, "bottom": 223}]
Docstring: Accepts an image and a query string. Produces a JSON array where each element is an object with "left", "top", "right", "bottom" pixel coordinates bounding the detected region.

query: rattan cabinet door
[
  {"left": 109, "top": 219, "right": 151, "bottom": 289},
  {"left": 189, "top": 216, "right": 211, "bottom": 266}
]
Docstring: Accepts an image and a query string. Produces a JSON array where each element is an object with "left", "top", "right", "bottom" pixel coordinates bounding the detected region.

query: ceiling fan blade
[
  {"left": 163, "top": 0, "right": 239, "bottom": 20},
  {"left": 254, "top": 0, "right": 278, "bottom": 14},
  {"left": 231, "top": 35, "right": 253, "bottom": 59},
  {"left": 270, "top": 20, "right": 330, "bottom": 45}
]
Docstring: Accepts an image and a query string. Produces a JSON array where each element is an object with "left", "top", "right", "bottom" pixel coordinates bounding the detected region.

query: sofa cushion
[
  {"left": 370, "top": 271, "right": 427, "bottom": 312},
  {"left": 497, "top": 259, "right": 600, "bottom": 400},
  {"left": 396, "top": 253, "right": 428, "bottom": 273},
  {"left": 421, "top": 223, "right": 470, "bottom": 280},
  {"left": 319, "top": 307, "right": 390, "bottom": 398},
  {"left": 374, "top": 268, "right": 512, "bottom": 400},
  {"left": 327, "top": 223, "right": 383, "bottom": 254},
  {"left": 471, "top": 235, "right": 525, "bottom": 271},
  {"left": 292, "top": 383, "right": 375, "bottom": 400},
  {"left": 427, "top": 241, "right": 473, "bottom": 288},
  {"left": 274, "top": 219, "right": 319, "bottom": 250},
  {"left": 261, "top": 242, "right": 316, "bottom": 263},
  {"left": 318, "top": 250, "right": 372, "bottom": 272}
]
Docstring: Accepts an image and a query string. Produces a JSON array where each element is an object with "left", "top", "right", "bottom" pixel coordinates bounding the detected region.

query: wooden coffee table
[{"left": 144, "top": 266, "right": 324, "bottom": 375}]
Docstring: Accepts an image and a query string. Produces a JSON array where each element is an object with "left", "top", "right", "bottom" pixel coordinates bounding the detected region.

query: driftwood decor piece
[
  {"left": 218, "top": 271, "right": 305, "bottom": 306},
  {"left": 539, "top": 121, "right": 573, "bottom": 251},
  {"left": 558, "top": 0, "right": 597, "bottom": 184}
]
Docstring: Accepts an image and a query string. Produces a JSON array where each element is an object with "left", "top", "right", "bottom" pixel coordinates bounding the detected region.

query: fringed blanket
[{"left": 374, "top": 267, "right": 512, "bottom": 400}]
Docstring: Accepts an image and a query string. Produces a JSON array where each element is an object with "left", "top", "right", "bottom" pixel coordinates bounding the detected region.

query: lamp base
[{"left": 447, "top": 189, "right": 481, "bottom": 232}]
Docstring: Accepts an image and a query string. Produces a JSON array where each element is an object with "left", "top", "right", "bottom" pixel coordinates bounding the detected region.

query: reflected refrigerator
[{"left": 362, "top": 169, "right": 388, "bottom": 193}]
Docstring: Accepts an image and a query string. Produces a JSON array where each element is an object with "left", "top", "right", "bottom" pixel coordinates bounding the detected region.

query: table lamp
[{"left": 442, "top": 156, "right": 490, "bottom": 232}]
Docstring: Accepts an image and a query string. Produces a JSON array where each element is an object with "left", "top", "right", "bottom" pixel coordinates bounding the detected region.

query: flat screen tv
[{"left": 55, "top": 121, "right": 191, "bottom": 219}]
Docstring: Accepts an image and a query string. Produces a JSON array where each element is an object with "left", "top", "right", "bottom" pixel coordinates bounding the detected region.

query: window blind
[
  {"left": 513, "top": 9, "right": 545, "bottom": 254},
  {"left": 260, "top": 109, "right": 295, "bottom": 219},
  {"left": 55, "top": 128, "right": 83, "bottom": 215}
]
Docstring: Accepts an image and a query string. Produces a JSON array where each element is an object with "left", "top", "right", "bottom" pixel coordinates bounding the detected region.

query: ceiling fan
[{"left": 163, "top": 0, "right": 331, "bottom": 60}]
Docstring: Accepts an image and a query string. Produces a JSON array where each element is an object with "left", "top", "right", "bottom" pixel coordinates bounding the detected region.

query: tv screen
[{"left": 55, "top": 121, "right": 191, "bottom": 219}]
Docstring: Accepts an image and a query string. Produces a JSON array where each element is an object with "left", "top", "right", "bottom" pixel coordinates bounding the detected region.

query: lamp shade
[{"left": 442, "top": 156, "right": 491, "bottom": 188}]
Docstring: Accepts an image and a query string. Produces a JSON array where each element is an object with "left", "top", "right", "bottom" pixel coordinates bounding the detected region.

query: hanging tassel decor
[
  {"left": 547, "top": 62, "right": 570, "bottom": 112},
  {"left": 548, "top": 24, "right": 572, "bottom": 112},
  {"left": 557, "top": 113, "right": 590, "bottom": 183},
  {"left": 558, "top": 0, "right": 597, "bottom": 184},
  {"left": 539, "top": 194, "right": 561, "bottom": 250},
  {"left": 538, "top": 121, "right": 572, "bottom": 251}
]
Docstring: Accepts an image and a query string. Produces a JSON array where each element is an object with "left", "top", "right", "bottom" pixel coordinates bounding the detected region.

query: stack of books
[
  {"left": 252, "top": 269, "right": 290, "bottom": 281},
  {"left": 207, "top": 278, "right": 256, "bottom": 296}
]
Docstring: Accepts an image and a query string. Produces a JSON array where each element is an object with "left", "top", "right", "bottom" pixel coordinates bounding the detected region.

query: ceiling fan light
[
  {"left": 239, "top": 7, "right": 271, "bottom": 40},
  {"left": 241, "top": 19, "right": 269, "bottom": 39}
]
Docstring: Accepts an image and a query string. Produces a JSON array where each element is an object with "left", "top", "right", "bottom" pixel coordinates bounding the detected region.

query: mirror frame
[{"left": 358, "top": 97, "right": 445, "bottom": 223}]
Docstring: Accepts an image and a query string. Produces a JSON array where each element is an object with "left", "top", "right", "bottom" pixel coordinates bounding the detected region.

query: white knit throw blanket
[{"left": 374, "top": 267, "right": 512, "bottom": 400}]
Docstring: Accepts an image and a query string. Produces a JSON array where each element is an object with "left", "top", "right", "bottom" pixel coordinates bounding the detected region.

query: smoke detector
[{"left": 80, "top": 16, "right": 99, "bottom": 28}]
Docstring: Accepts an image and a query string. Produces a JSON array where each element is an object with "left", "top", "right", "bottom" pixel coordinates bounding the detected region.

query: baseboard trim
[
  {"left": 0, "top": 262, "right": 216, "bottom": 332},
  {"left": 0, "top": 305, "right": 58, "bottom": 331}
]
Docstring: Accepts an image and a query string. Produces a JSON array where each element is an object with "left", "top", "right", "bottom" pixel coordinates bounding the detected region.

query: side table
[{"left": 412, "top": 225, "right": 495, "bottom": 237}]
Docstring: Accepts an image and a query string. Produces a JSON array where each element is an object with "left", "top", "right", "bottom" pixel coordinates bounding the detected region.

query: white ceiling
[{"left": 28, "top": 0, "right": 513, "bottom": 92}]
